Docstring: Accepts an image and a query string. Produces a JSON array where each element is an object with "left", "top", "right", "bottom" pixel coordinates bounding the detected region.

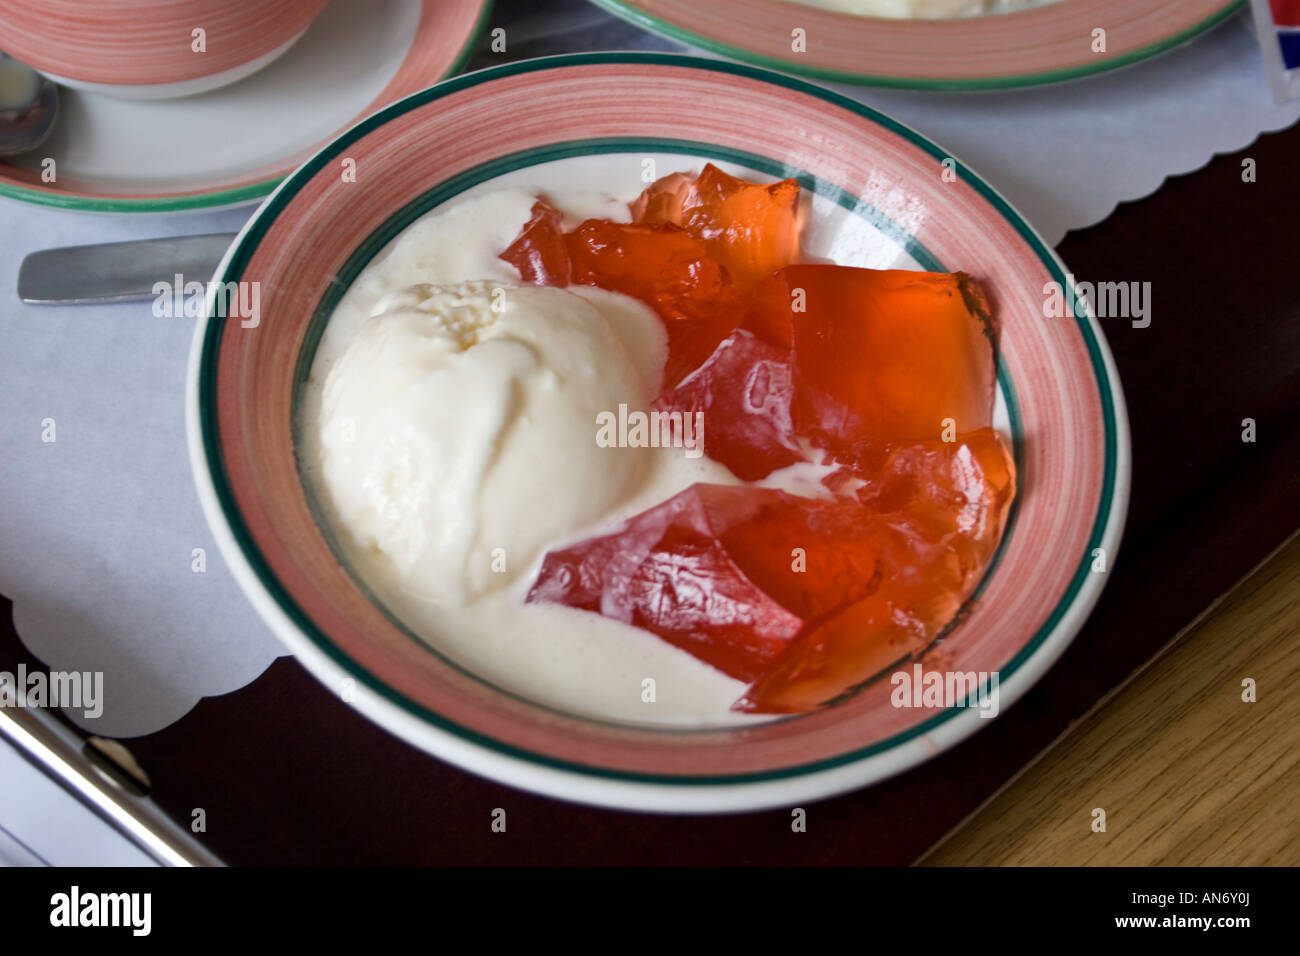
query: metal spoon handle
[{"left": 18, "top": 233, "right": 238, "bottom": 304}]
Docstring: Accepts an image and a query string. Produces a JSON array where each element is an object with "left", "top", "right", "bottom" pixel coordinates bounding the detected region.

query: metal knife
[
  {"left": 17, "top": 233, "right": 237, "bottom": 304},
  {"left": 0, "top": 700, "right": 224, "bottom": 865}
]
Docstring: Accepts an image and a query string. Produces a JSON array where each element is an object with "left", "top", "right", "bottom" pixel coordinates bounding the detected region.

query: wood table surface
[{"left": 924, "top": 532, "right": 1300, "bottom": 866}]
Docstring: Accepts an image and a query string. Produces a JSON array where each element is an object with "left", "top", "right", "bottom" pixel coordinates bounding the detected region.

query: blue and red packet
[{"left": 1253, "top": 0, "right": 1300, "bottom": 99}]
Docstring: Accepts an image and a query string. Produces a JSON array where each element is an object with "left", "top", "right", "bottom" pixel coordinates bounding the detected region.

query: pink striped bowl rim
[
  {"left": 588, "top": 0, "right": 1243, "bottom": 90},
  {"left": 187, "top": 53, "right": 1130, "bottom": 812}
]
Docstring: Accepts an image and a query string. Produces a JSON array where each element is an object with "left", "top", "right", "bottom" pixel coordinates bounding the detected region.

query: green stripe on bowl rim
[
  {"left": 196, "top": 52, "right": 1125, "bottom": 785},
  {"left": 587, "top": 0, "right": 1245, "bottom": 92},
  {"left": 0, "top": 0, "right": 495, "bottom": 214}
]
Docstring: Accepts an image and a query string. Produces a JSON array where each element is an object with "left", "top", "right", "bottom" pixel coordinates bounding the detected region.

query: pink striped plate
[
  {"left": 0, "top": 0, "right": 490, "bottom": 212},
  {"left": 188, "top": 53, "right": 1130, "bottom": 812},
  {"left": 589, "top": 0, "right": 1244, "bottom": 89}
]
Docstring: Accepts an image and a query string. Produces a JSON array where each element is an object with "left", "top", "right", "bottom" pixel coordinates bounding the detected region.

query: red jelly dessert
[
  {"left": 563, "top": 220, "right": 729, "bottom": 317},
  {"left": 528, "top": 430, "right": 1013, "bottom": 712},
  {"left": 742, "top": 264, "right": 997, "bottom": 462},
  {"left": 566, "top": 219, "right": 741, "bottom": 388},
  {"left": 500, "top": 200, "right": 570, "bottom": 286},
  {"left": 737, "top": 428, "right": 1015, "bottom": 713},
  {"left": 528, "top": 484, "right": 886, "bottom": 684},
  {"left": 627, "top": 171, "right": 693, "bottom": 225},
  {"left": 655, "top": 264, "right": 997, "bottom": 481},
  {"left": 500, "top": 199, "right": 741, "bottom": 387},
  {"left": 629, "top": 163, "right": 802, "bottom": 287},
  {"left": 652, "top": 329, "right": 804, "bottom": 481},
  {"left": 860, "top": 427, "right": 1016, "bottom": 547},
  {"left": 505, "top": 170, "right": 1016, "bottom": 714}
]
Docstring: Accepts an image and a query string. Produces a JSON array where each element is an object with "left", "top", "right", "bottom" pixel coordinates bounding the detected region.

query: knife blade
[{"left": 17, "top": 233, "right": 238, "bottom": 304}]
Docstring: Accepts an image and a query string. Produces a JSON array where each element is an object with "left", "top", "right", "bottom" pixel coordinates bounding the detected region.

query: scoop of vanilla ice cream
[{"left": 317, "top": 280, "right": 652, "bottom": 603}]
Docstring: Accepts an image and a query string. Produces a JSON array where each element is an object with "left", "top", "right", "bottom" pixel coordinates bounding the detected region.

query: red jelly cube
[
  {"left": 735, "top": 573, "right": 951, "bottom": 714},
  {"left": 652, "top": 329, "right": 804, "bottom": 481},
  {"left": 743, "top": 265, "right": 997, "bottom": 461},
  {"left": 563, "top": 219, "right": 731, "bottom": 320},
  {"left": 736, "top": 428, "right": 1016, "bottom": 713},
  {"left": 862, "top": 426, "right": 1016, "bottom": 552},
  {"left": 654, "top": 264, "right": 999, "bottom": 482},
  {"left": 628, "top": 170, "right": 693, "bottom": 227},
  {"left": 499, "top": 199, "right": 571, "bottom": 286},
  {"left": 528, "top": 484, "right": 885, "bottom": 683},
  {"left": 631, "top": 163, "right": 802, "bottom": 287},
  {"left": 562, "top": 219, "right": 742, "bottom": 386},
  {"left": 500, "top": 205, "right": 744, "bottom": 387}
]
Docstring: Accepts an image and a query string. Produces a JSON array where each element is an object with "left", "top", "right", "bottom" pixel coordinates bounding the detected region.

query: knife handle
[{"left": 18, "top": 233, "right": 238, "bottom": 304}]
